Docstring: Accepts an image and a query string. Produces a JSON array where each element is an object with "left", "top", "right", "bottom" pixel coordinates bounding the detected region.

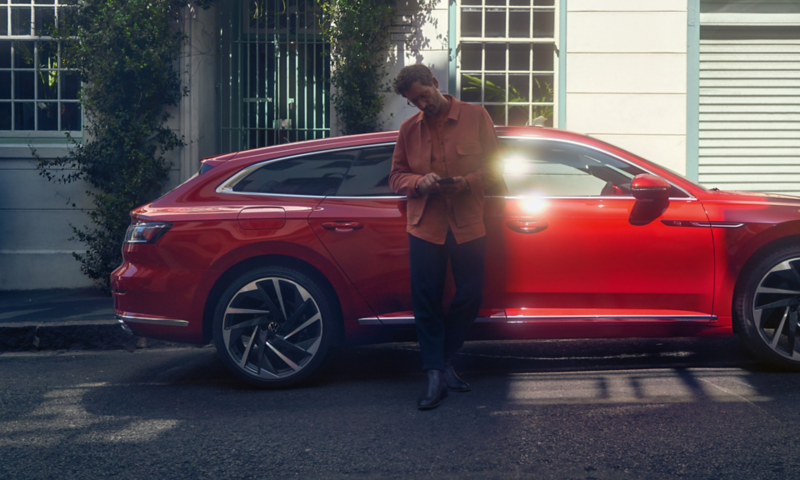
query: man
[{"left": 389, "top": 64, "right": 502, "bottom": 410}]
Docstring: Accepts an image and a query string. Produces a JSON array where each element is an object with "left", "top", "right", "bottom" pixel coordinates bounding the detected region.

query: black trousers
[{"left": 409, "top": 231, "right": 486, "bottom": 371}]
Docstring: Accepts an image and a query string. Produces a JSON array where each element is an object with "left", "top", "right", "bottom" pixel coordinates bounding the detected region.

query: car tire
[
  {"left": 734, "top": 245, "right": 800, "bottom": 370},
  {"left": 212, "top": 266, "right": 336, "bottom": 388}
]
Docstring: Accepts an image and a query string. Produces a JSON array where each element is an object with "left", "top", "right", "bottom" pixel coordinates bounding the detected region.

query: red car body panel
[{"left": 112, "top": 127, "right": 800, "bottom": 346}]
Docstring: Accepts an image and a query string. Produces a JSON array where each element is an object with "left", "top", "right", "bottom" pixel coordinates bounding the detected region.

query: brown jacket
[{"left": 389, "top": 98, "right": 502, "bottom": 230}]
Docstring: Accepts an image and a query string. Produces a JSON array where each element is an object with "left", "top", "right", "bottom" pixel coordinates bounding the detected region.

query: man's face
[{"left": 404, "top": 79, "right": 445, "bottom": 117}]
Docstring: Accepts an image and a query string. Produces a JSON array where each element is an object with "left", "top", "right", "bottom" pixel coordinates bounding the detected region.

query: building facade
[{"left": 1, "top": 0, "right": 798, "bottom": 289}]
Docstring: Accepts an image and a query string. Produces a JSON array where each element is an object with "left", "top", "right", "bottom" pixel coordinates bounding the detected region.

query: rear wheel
[
  {"left": 735, "top": 245, "right": 800, "bottom": 370},
  {"left": 212, "top": 266, "right": 335, "bottom": 387}
]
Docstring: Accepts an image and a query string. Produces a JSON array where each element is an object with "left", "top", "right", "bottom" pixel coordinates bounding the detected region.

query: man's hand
[
  {"left": 416, "top": 173, "right": 441, "bottom": 196},
  {"left": 437, "top": 176, "right": 469, "bottom": 195}
]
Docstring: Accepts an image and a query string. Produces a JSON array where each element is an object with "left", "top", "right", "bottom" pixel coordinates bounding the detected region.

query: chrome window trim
[
  {"left": 216, "top": 142, "right": 398, "bottom": 197},
  {"left": 333, "top": 196, "right": 406, "bottom": 200},
  {"left": 216, "top": 137, "right": 697, "bottom": 201},
  {"left": 494, "top": 195, "right": 695, "bottom": 201},
  {"left": 116, "top": 314, "right": 189, "bottom": 327},
  {"left": 499, "top": 135, "right": 697, "bottom": 200}
]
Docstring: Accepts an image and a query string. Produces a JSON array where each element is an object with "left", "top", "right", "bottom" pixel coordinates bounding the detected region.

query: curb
[{"left": 0, "top": 321, "right": 177, "bottom": 352}]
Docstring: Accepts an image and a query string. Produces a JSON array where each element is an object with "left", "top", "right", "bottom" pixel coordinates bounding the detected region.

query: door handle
[
  {"left": 506, "top": 220, "right": 548, "bottom": 234},
  {"left": 321, "top": 221, "right": 364, "bottom": 232}
]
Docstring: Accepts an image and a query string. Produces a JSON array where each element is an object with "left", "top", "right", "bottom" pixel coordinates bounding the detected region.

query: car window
[
  {"left": 335, "top": 145, "right": 396, "bottom": 196},
  {"left": 499, "top": 138, "right": 688, "bottom": 198},
  {"left": 232, "top": 150, "right": 357, "bottom": 196}
]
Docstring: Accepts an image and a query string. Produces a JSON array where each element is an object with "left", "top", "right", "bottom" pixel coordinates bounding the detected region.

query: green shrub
[
  {"left": 36, "top": 0, "right": 209, "bottom": 291},
  {"left": 317, "top": 0, "right": 397, "bottom": 134}
]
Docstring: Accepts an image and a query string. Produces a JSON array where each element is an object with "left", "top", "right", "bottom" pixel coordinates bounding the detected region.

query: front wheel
[
  {"left": 735, "top": 245, "right": 800, "bottom": 370},
  {"left": 213, "top": 266, "right": 336, "bottom": 388}
]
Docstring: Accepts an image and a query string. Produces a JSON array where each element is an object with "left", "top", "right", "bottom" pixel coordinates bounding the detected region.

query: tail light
[{"left": 124, "top": 222, "right": 172, "bottom": 244}]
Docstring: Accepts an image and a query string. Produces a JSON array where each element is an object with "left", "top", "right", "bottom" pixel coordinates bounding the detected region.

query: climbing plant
[
  {"left": 317, "top": 0, "right": 397, "bottom": 134},
  {"left": 36, "top": 0, "right": 212, "bottom": 291}
]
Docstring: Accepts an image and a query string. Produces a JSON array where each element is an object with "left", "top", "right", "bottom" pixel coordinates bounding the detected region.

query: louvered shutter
[{"left": 698, "top": 33, "right": 800, "bottom": 194}]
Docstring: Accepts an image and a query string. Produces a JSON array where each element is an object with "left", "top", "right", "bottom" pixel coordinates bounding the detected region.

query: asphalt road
[{"left": 2, "top": 337, "right": 799, "bottom": 479}]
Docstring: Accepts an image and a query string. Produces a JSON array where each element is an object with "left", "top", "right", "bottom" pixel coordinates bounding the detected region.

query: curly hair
[{"left": 393, "top": 64, "right": 435, "bottom": 96}]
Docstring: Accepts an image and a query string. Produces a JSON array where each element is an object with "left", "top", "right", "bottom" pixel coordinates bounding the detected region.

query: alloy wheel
[
  {"left": 222, "top": 277, "right": 324, "bottom": 379},
  {"left": 752, "top": 258, "right": 800, "bottom": 360}
]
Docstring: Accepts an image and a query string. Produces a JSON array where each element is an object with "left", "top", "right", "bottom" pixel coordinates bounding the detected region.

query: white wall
[
  {"left": 0, "top": 145, "right": 97, "bottom": 290},
  {"left": 379, "top": 0, "right": 451, "bottom": 132},
  {"left": 565, "top": 0, "right": 688, "bottom": 174}
]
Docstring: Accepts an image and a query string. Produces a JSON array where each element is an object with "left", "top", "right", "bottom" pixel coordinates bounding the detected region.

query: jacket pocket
[{"left": 456, "top": 143, "right": 483, "bottom": 156}]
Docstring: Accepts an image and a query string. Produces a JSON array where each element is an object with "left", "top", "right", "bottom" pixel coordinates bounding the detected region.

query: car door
[
  {"left": 308, "top": 144, "right": 506, "bottom": 324},
  {"left": 497, "top": 137, "right": 715, "bottom": 320}
]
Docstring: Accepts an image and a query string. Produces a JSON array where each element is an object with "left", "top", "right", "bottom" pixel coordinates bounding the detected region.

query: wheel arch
[
  {"left": 201, "top": 254, "right": 346, "bottom": 346},
  {"left": 731, "top": 232, "right": 800, "bottom": 334}
]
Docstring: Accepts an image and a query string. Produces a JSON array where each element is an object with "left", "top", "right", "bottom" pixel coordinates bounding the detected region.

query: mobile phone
[{"left": 436, "top": 177, "right": 455, "bottom": 185}]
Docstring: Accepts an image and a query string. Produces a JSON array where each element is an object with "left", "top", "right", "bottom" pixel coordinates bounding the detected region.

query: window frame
[
  {"left": 497, "top": 136, "right": 696, "bottom": 200},
  {"left": 0, "top": 0, "right": 82, "bottom": 139},
  {"left": 217, "top": 143, "right": 403, "bottom": 199},
  {"left": 455, "top": 0, "right": 559, "bottom": 127}
]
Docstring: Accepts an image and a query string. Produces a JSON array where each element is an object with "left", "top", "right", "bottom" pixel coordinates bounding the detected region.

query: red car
[{"left": 113, "top": 127, "right": 800, "bottom": 387}]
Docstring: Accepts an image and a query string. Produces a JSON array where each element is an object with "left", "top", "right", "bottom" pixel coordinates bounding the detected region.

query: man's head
[{"left": 394, "top": 64, "right": 448, "bottom": 117}]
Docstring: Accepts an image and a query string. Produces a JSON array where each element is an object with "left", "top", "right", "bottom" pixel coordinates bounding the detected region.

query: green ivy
[
  {"left": 36, "top": 0, "right": 211, "bottom": 291},
  {"left": 317, "top": 0, "right": 396, "bottom": 134}
]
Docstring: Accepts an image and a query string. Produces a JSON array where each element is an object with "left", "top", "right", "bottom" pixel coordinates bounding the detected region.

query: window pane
[
  {"left": 461, "top": 9, "right": 481, "bottom": 37},
  {"left": 0, "top": 8, "right": 7, "bottom": 36},
  {"left": 533, "top": 10, "right": 555, "bottom": 38},
  {"left": 336, "top": 146, "right": 395, "bottom": 196},
  {"left": 13, "top": 40, "right": 34, "bottom": 68},
  {"left": 461, "top": 42, "right": 481, "bottom": 70},
  {"left": 38, "top": 40, "right": 58, "bottom": 69},
  {"left": 508, "top": 74, "right": 529, "bottom": 101},
  {"left": 508, "top": 105, "right": 529, "bottom": 126},
  {"left": 510, "top": 0, "right": 531, "bottom": 5},
  {"left": 486, "top": 0, "right": 506, "bottom": 5},
  {"left": 34, "top": 6, "right": 55, "bottom": 35},
  {"left": 532, "top": 105, "right": 553, "bottom": 126},
  {"left": 484, "top": 74, "right": 505, "bottom": 103},
  {"left": 486, "top": 104, "right": 505, "bottom": 125},
  {"left": 484, "top": 43, "right": 505, "bottom": 70},
  {"left": 232, "top": 151, "right": 356, "bottom": 196},
  {"left": 462, "top": 0, "right": 481, "bottom": 4},
  {"left": 11, "top": 7, "right": 30, "bottom": 35},
  {"left": 461, "top": 74, "right": 482, "bottom": 102},
  {"left": 508, "top": 43, "right": 530, "bottom": 70},
  {"left": 37, "top": 70, "right": 58, "bottom": 99},
  {"left": 15, "top": 71, "right": 34, "bottom": 99},
  {"left": 532, "top": 43, "right": 554, "bottom": 71},
  {"left": 37, "top": 102, "right": 57, "bottom": 130},
  {"left": 534, "top": 0, "right": 554, "bottom": 5},
  {"left": 0, "top": 103, "right": 10, "bottom": 130},
  {"left": 14, "top": 102, "right": 34, "bottom": 130},
  {"left": 485, "top": 9, "right": 505, "bottom": 37},
  {"left": 0, "top": 41, "right": 10, "bottom": 68},
  {"left": 533, "top": 75, "right": 554, "bottom": 102},
  {"left": 61, "top": 102, "right": 80, "bottom": 131},
  {"left": 61, "top": 71, "right": 79, "bottom": 99},
  {"left": 509, "top": 9, "right": 529, "bottom": 37},
  {"left": 0, "top": 72, "right": 9, "bottom": 99},
  {"left": 500, "top": 139, "right": 649, "bottom": 197}
]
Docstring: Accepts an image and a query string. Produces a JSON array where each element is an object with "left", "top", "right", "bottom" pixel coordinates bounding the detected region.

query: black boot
[
  {"left": 443, "top": 363, "right": 470, "bottom": 392},
  {"left": 417, "top": 369, "right": 448, "bottom": 410}
]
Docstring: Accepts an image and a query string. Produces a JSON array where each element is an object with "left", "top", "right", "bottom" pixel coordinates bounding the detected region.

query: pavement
[{"left": 0, "top": 288, "right": 146, "bottom": 352}]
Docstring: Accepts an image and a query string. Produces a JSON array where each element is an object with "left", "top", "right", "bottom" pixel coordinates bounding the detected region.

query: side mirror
[{"left": 631, "top": 174, "right": 671, "bottom": 201}]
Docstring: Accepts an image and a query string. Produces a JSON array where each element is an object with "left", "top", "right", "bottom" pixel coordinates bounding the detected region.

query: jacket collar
[{"left": 413, "top": 94, "right": 460, "bottom": 125}]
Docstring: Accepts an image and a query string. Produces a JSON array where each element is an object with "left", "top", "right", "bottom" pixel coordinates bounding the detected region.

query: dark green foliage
[
  {"left": 36, "top": 0, "right": 205, "bottom": 291},
  {"left": 317, "top": 0, "right": 396, "bottom": 134}
]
